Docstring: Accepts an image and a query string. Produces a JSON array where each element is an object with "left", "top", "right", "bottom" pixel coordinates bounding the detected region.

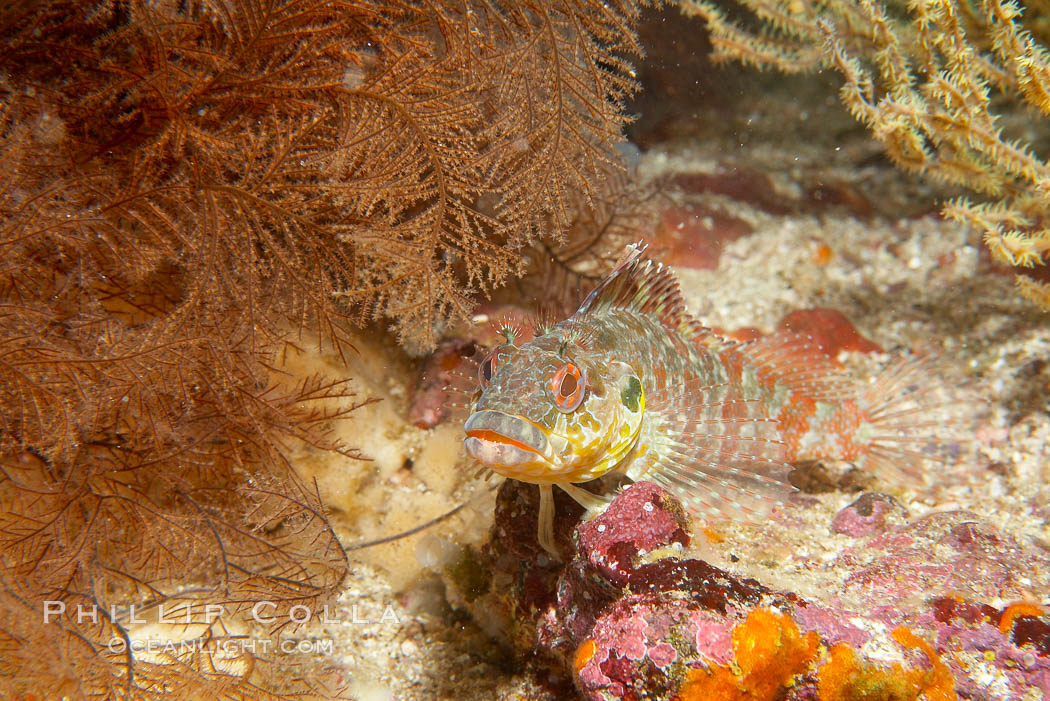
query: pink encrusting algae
[{"left": 462, "top": 243, "right": 967, "bottom": 555}]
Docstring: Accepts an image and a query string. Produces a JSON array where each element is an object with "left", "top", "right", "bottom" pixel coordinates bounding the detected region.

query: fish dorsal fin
[
  {"left": 576, "top": 243, "right": 698, "bottom": 337},
  {"left": 729, "top": 330, "right": 853, "bottom": 404}
]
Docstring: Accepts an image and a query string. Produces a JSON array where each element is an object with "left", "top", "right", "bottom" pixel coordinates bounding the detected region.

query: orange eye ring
[{"left": 550, "top": 362, "right": 586, "bottom": 412}]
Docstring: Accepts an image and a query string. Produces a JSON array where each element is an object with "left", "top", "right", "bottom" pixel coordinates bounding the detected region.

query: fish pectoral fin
[
  {"left": 644, "top": 447, "right": 796, "bottom": 523},
  {"left": 642, "top": 378, "right": 797, "bottom": 523},
  {"left": 558, "top": 482, "right": 612, "bottom": 514}
]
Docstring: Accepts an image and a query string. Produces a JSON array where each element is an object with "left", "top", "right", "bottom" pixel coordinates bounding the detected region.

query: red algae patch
[
  {"left": 777, "top": 307, "right": 883, "bottom": 357},
  {"left": 655, "top": 203, "right": 753, "bottom": 270},
  {"left": 716, "top": 308, "right": 881, "bottom": 359}
]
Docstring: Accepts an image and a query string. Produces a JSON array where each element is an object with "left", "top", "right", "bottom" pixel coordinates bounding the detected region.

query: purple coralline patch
[
  {"left": 841, "top": 510, "right": 1050, "bottom": 603},
  {"left": 687, "top": 609, "right": 736, "bottom": 665},
  {"left": 830, "top": 492, "right": 903, "bottom": 537},
  {"left": 605, "top": 609, "right": 650, "bottom": 661},
  {"left": 576, "top": 481, "right": 690, "bottom": 585},
  {"left": 790, "top": 601, "right": 872, "bottom": 648},
  {"left": 900, "top": 606, "right": 1050, "bottom": 699},
  {"left": 575, "top": 595, "right": 740, "bottom": 700},
  {"left": 647, "top": 642, "right": 677, "bottom": 668}
]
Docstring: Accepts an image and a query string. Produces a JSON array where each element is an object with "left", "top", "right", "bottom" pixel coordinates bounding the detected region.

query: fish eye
[
  {"left": 550, "top": 362, "right": 586, "bottom": 412},
  {"left": 478, "top": 349, "right": 500, "bottom": 386}
]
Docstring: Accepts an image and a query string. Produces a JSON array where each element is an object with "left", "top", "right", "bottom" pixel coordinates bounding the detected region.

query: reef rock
[{"left": 468, "top": 480, "right": 1050, "bottom": 700}]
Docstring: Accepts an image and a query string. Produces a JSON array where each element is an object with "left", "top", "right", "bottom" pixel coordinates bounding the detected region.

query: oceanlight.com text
[{"left": 104, "top": 636, "right": 337, "bottom": 656}]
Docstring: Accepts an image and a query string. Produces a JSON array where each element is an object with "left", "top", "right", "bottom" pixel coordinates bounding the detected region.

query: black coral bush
[{"left": 0, "top": 0, "right": 644, "bottom": 696}]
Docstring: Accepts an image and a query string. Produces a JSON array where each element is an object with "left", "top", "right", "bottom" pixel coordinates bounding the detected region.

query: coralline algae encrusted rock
[
  {"left": 575, "top": 479, "right": 690, "bottom": 585},
  {"left": 839, "top": 509, "right": 1050, "bottom": 604},
  {"left": 469, "top": 480, "right": 1050, "bottom": 700},
  {"left": 830, "top": 492, "right": 906, "bottom": 537}
]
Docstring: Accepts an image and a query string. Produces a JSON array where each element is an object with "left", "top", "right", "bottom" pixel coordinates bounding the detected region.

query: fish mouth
[{"left": 463, "top": 410, "right": 559, "bottom": 469}]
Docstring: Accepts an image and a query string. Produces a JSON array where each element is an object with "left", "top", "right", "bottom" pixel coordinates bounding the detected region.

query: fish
[{"left": 463, "top": 243, "right": 962, "bottom": 557}]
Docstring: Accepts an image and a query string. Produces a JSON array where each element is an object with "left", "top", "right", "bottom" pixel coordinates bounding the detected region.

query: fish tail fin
[{"left": 852, "top": 354, "right": 981, "bottom": 485}]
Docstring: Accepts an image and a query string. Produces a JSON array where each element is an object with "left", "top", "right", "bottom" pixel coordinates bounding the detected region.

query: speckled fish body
[
  {"left": 469, "top": 309, "right": 723, "bottom": 480},
  {"left": 463, "top": 244, "right": 947, "bottom": 553}
]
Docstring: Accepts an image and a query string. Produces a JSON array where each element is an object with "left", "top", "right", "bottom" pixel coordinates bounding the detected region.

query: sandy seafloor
[{"left": 272, "top": 64, "right": 1050, "bottom": 700}]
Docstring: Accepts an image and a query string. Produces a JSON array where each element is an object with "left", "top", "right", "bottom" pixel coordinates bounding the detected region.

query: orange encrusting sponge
[
  {"left": 676, "top": 611, "right": 958, "bottom": 701},
  {"left": 679, "top": 609, "right": 819, "bottom": 701},
  {"left": 816, "top": 629, "right": 957, "bottom": 701}
]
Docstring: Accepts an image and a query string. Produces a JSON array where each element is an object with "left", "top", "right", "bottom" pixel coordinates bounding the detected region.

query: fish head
[{"left": 464, "top": 342, "right": 645, "bottom": 483}]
